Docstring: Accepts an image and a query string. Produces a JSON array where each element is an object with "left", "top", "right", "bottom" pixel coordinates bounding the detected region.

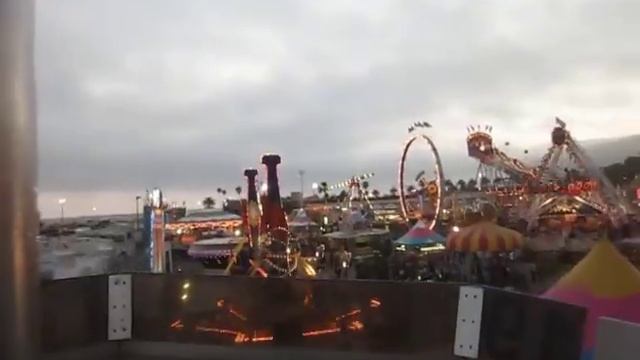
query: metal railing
[{"left": 41, "top": 274, "right": 586, "bottom": 359}]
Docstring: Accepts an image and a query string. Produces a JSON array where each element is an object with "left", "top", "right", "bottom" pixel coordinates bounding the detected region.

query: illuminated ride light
[
  {"left": 170, "top": 319, "right": 184, "bottom": 329},
  {"left": 235, "top": 333, "right": 249, "bottom": 343},
  {"left": 348, "top": 320, "right": 364, "bottom": 331},
  {"left": 251, "top": 336, "right": 274, "bottom": 342},
  {"left": 229, "top": 307, "right": 247, "bottom": 321},
  {"left": 254, "top": 267, "right": 268, "bottom": 278},
  {"left": 301, "top": 259, "right": 317, "bottom": 277},
  {"left": 369, "top": 298, "right": 382, "bottom": 308},
  {"left": 302, "top": 327, "right": 341, "bottom": 337},
  {"left": 335, "top": 309, "right": 361, "bottom": 320},
  {"left": 249, "top": 259, "right": 268, "bottom": 278},
  {"left": 195, "top": 326, "right": 240, "bottom": 337},
  {"left": 194, "top": 324, "right": 275, "bottom": 343},
  {"left": 419, "top": 243, "right": 445, "bottom": 253}
]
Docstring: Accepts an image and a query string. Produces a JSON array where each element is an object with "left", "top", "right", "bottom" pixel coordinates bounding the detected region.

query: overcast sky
[{"left": 36, "top": 0, "right": 640, "bottom": 218}]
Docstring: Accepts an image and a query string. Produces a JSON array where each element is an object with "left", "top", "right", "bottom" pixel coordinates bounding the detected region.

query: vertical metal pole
[
  {"left": 135, "top": 195, "right": 141, "bottom": 231},
  {"left": 0, "top": 0, "right": 39, "bottom": 359},
  {"left": 298, "top": 169, "right": 305, "bottom": 208}
]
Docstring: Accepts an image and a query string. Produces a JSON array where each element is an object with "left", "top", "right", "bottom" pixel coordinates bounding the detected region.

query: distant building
[
  {"left": 165, "top": 207, "right": 187, "bottom": 222},
  {"left": 290, "top": 191, "right": 303, "bottom": 206},
  {"left": 166, "top": 209, "right": 243, "bottom": 246},
  {"left": 223, "top": 199, "right": 243, "bottom": 215}
]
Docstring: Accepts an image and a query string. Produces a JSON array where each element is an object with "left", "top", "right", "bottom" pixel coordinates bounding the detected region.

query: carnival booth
[
  {"left": 544, "top": 240, "right": 640, "bottom": 360},
  {"left": 167, "top": 210, "right": 242, "bottom": 247},
  {"left": 321, "top": 210, "right": 388, "bottom": 279},
  {"left": 394, "top": 220, "right": 445, "bottom": 254},
  {"left": 390, "top": 220, "right": 446, "bottom": 281},
  {"left": 187, "top": 234, "right": 244, "bottom": 268},
  {"left": 446, "top": 221, "right": 525, "bottom": 285},
  {"left": 324, "top": 210, "right": 389, "bottom": 260},
  {"left": 446, "top": 221, "right": 524, "bottom": 252},
  {"left": 288, "top": 208, "right": 320, "bottom": 240}
]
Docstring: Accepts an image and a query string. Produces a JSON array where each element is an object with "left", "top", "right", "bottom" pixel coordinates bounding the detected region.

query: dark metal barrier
[
  {"left": 41, "top": 276, "right": 109, "bottom": 352},
  {"left": 42, "top": 274, "right": 586, "bottom": 359}
]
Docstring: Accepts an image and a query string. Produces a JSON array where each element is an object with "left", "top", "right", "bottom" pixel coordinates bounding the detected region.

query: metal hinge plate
[
  {"left": 454, "top": 286, "right": 484, "bottom": 358},
  {"left": 108, "top": 274, "right": 132, "bottom": 340}
]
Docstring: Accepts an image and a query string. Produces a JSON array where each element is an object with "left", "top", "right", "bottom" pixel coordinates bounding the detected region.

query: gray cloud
[{"left": 36, "top": 0, "right": 640, "bottom": 216}]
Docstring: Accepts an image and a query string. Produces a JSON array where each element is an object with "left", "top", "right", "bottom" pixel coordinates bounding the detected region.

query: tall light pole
[
  {"left": 298, "top": 169, "right": 305, "bottom": 208},
  {"left": 58, "top": 198, "right": 66, "bottom": 224},
  {"left": 135, "top": 195, "right": 141, "bottom": 231}
]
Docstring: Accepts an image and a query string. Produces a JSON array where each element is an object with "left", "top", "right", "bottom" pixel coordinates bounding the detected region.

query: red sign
[{"left": 636, "top": 187, "right": 640, "bottom": 200}]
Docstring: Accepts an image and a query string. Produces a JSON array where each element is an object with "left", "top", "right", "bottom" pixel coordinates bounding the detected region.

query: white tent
[{"left": 288, "top": 208, "right": 319, "bottom": 228}]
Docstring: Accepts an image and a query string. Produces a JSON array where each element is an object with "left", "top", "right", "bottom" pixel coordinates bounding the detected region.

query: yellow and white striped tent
[{"left": 446, "top": 221, "right": 524, "bottom": 252}]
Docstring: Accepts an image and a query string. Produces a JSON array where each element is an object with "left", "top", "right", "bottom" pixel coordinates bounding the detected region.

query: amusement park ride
[
  {"left": 466, "top": 118, "right": 631, "bottom": 230},
  {"left": 397, "top": 122, "right": 445, "bottom": 230},
  {"left": 328, "top": 172, "right": 375, "bottom": 209},
  {"left": 224, "top": 154, "right": 316, "bottom": 278},
  {"left": 217, "top": 118, "right": 631, "bottom": 276}
]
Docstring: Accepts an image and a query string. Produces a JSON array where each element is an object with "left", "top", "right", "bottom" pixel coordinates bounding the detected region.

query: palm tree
[
  {"left": 202, "top": 197, "right": 215, "bottom": 209},
  {"left": 480, "top": 177, "right": 491, "bottom": 189},
  {"left": 319, "top": 181, "right": 329, "bottom": 202},
  {"left": 456, "top": 179, "right": 466, "bottom": 191},
  {"left": 389, "top": 187, "right": 398, "bottom": 197},
  {"left": 359, "top": 180, "right": 368, "bottom": 197},
  {"left": 235, "top": 186, "right": 242, "bottom": 197},
  {"left": 444, "top": 179, "right": 456, "bottom": 193},
  {"left": 467, "top": 179, "right": 478, "bottom": 191},
  {"left": 371, "top": 189, "right": 380, "bottom": 198},
  {"left": 338, "top": 189, "right": 349, "bottom": 202}
]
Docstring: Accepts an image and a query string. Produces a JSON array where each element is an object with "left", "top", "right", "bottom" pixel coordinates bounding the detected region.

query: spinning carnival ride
[
  {"left": 466, "top": 124, "right": 537, "bottom": 184},
  {"left": 329, "top": 172, "right": 375, "bottom": 210},
  {"left": 531, "top": 118, "right": 628, "bottom": 225},
  {"left": 224, "top": 154, "right": 315, "bottom": 278},
  {"left": 466, "top": 118, "right": 630, "bottom": 229},
  {"left": 398, "top": 122, "right": 445, "bottom": 229}
]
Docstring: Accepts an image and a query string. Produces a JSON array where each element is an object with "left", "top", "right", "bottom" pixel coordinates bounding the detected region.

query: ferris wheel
[
  {"left": 398, "top": 122, "right": 445, "bottom": 229},
  {"left": 265, "top": 226, "right": 308, "bottom": 276}
]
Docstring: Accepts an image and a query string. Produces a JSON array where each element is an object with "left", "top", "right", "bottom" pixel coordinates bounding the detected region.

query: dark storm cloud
[{"left": 35, "top": 0, "right": 640, "bottom": 216}]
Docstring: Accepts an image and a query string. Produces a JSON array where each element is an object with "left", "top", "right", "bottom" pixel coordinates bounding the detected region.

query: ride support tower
[
  {"left": 260, "top": 154, "right": 288, "bottom": 239},
  {"left": 243, "top": 168, "right": 260, "bottom": 248}
]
